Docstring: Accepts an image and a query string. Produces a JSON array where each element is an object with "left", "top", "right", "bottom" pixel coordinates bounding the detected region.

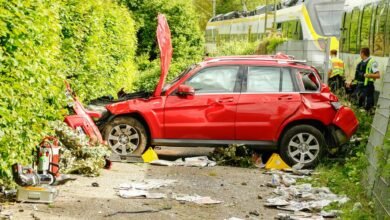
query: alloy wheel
[
  {"left": 108, "top": 124, "right": 140, "bottom": 155},
  {"left": 287, "top": 132, "right": 320, "bottom": 164}
]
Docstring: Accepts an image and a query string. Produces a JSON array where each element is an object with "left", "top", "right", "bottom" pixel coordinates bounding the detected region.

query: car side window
[
  {"left": 247, "top": 67, "right": 280, "bottom": 92},
  {"left": 296, "top": 71, "right": 320, "bottom": 92},
  {"left": 246, "top": 67, "right": 293, "bottom": 92},
  {"left": 185, "top": 66, "right": 239, "bottom": 93},
  {"left": 282, "top": 68, "right": 294, "bottom": 92}
]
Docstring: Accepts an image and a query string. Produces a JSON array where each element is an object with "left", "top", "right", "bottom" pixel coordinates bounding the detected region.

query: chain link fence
[{"left": 365, "top": 56, "right": 390, "bottom": 218}]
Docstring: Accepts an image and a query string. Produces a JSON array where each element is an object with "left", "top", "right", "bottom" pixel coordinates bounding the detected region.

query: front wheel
[
  {"left": 279, "top": 125, "right": 325, "bottom": 168},
  {"left": 103, "top": 117, "right": 148, "bottom": 156}
]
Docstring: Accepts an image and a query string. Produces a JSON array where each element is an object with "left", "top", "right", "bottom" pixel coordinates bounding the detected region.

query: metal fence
[
  {"left": 275, "top": 39, "right": 331, "bottom": 82},
  {"left": 365, "top": 56, "right": 390, "bottom": 218}
]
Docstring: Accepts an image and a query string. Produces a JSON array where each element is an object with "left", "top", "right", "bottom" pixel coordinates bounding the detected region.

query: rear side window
[
  {"left": 296, "top": 71, "right": 320, "bottom": 92},
  {"left": 185, "top": 66, "right": 239, "bottom": 93},
  {"left": 246, "top": 67, "right": 293, "bottom": 92}
]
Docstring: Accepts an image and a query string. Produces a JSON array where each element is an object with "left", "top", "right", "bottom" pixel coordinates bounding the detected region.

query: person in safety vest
[
  {"left": 328, "top": 50, "right": 345, "bottom": 92},
  {"left": 353, "top": 47, "right": 380, "bottom": 111}
]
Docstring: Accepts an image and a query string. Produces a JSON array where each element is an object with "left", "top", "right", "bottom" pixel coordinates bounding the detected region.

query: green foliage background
[
  {"left": 119, "top": 0, "right": 205, "bottom": 92},
  {"left": 0, "top": 0, "right": 137, "bottom": 185}
]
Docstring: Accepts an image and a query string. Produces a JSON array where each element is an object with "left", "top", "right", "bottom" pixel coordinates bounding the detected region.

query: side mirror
[{"left": 178, "top": 85, "right": 195, "bottom": 96}]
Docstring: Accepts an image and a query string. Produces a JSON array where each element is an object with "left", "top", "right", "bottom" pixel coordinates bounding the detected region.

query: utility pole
[{"left": 212, "top": 0, "right": 216, "bottom": 17}]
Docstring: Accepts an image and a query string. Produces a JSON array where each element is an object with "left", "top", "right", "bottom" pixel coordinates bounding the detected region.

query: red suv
[{"left": 96, "top": 15, "right": 358, "bottom": 167}]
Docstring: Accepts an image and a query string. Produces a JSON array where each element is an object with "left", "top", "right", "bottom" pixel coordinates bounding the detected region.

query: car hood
[{"left": 153, "top": 14, "right": 173, "bottom": 97}]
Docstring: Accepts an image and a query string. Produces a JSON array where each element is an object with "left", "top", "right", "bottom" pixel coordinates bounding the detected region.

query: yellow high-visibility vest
[
  {"left": 330, "top": 57, "right": 344, "bottom": 78},
  {"left": 364, "top": 58, "right": 376, "bottom": 86}
]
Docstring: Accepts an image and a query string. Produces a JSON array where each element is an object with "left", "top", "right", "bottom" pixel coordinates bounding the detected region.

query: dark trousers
[
  {"left": 329, "top": 75, "right": 344, "bottom": 92},
  {"left": 355, "top": 82, "right": 374, "bottom": 111}
]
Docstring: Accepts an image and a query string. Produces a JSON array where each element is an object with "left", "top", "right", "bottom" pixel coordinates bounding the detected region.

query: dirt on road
[{"left": 2, "top": 161, "right": 286, "bottom": 220}]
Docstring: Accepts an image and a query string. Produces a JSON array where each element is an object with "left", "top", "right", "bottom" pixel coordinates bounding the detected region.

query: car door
[
  {"left": 164, "top": 65, "right": 242, "bottom": 141},
  {"left": 236, "top": 66, "right": 301, "bottom": 142}
]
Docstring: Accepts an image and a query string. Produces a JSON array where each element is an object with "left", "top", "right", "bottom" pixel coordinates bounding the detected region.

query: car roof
[{"left": 202, "top": 53, "right": 312, "bottom": 69}]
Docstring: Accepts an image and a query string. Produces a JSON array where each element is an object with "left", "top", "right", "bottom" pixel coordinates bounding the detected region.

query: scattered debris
[
  {"left": 104, "top": 207, "right": 172, "bottom": 217},
  {"left": 150, "top": 156, "right": 216, "bottom": 167},
  {"left": 241, "top": 182, "right": 247, "bottom": 186},
  {"left": 257, "top": 195, "right": 263, "bottom": 199},
  {"left": 263, "top": 164, "right": 347, "bottom": 217},
  {"left": 116, "top": 179, "right": 176, "bottom": 199},
  {"left": 291, "top": 163, "right": 313, "bottom": 176},
  {"left": 3, "top": 189, "right": 16, "bottom": 198},
  {"left": 225, "top": 217, "right": 244, "bottom": 220},
  {"left": 264, "top": 166, "right": 348, "bottom": 216},
  {"left": 0, "top": 210, "right": 12, "bottom": 220},
  {"left": 265, "top": 197, "right": 290, "bottom": 206},
  {"left": 275, "top": 212, "right": 324, "bottom": 220},
  {"left": 52, "top": 175, "right": 77, "bottom": 186},
  {"left": 173, "top": 194, "right": 222, "bottom": 205},
  {"left": 320, "top": 210, "right": 341, "bottom": 217},
  {"left": 31, "top": 213, "right": 41, "bottom": 220},
  {"left": 116, "top": 179, "right": 177, "bottom": 190},
  {"left": 118, "top": 189, "right": 166, "bottom": 199},
  {"left": 249, "top": 210, "right": 260, "bottom": 216}
]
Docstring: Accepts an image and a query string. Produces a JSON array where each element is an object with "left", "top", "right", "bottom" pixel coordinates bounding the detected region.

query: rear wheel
[
  {"left": 279, "top": 125, "right": 325, "bottom": 168},
  {"left": 103, "top": 117, "right": 147, "bottom": 156}
]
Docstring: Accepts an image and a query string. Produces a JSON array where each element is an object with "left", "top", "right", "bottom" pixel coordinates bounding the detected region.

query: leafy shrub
[
  {"left": 0, "top": 0, "right": 137, "bottom": 185},
  {"left": 211, "top": 145, "right": 254, "bottom": 168},
  {"left": 60, "top": 0, "right": 137, "bottom": 101}
]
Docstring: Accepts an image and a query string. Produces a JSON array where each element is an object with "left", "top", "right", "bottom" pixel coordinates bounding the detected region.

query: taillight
[{"left": 331, "top": 101, "right": 342, "bottom": 110}]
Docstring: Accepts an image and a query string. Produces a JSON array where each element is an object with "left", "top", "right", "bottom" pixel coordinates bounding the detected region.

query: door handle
[
  {"left": 278, "top": 95, "right": 293, "bottom": 100},
  {"left": 216, "top": 97, "right": 234, "bottom": 103}
]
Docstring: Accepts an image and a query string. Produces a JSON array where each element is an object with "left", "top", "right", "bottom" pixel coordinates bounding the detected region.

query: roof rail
[{"left": 207, "top": 57, "right": 307, "bottom": 64}]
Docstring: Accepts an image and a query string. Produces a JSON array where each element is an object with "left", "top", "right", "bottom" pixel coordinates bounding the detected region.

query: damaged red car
[{"left": 94, "top": 15, "right": 358, "bottom": 168}]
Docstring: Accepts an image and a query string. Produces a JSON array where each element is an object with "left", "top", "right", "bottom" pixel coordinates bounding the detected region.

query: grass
[{"left": 303, "top": 96, "right": 376, "bottom": 219}]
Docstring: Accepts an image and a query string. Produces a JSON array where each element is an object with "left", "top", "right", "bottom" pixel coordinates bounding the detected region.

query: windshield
[{"left": 162, "top": 64, "right": 198, "bottom": 92}]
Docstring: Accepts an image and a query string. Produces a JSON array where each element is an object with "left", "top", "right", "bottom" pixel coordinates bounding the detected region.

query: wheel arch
[
  {"left": 277, "top": 119, "right": 327, "bottom": 149},
  {"left": 104, "top": 112, "right": 152, "bottom": 146}
]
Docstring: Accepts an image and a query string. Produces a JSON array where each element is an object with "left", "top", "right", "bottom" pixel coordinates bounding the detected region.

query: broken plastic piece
[
  {"left": 173, "top": 193, "right": 222, "bottom": 205},
  {"left": 118, "top": 189, "right": 166, "bottom": 199},
  {"left": 116, "top": 179, "right": 177, "bottom": 190},
  {"left": 150, "top": 156, "right": 216, "bottom": 167},
  {"left": 142, "top": 148, "right": 159, "bottom": 163},
  {"left": 265, "top": 153, "right": 290, "bottom": 170}
]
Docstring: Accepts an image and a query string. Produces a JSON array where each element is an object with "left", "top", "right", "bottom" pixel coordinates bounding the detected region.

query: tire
[
  {"left": 279, "top": 125, "right": 325, "bottom": 168},
  {"left": 103, "top": 116, "right": 148, "bottom": 156}
]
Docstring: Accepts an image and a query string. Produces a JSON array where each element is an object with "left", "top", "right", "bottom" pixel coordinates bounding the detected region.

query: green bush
[
  {"left": 0, "top": 0, "right": 137, "bottom": 185},
  {"left": 60, "top": 0, "right": 137, "bottom": 101}
]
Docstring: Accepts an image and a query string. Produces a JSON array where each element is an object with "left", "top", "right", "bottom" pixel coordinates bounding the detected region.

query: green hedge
[{"left": 0, "top": 0, "right": 137, "bottom": 185}]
